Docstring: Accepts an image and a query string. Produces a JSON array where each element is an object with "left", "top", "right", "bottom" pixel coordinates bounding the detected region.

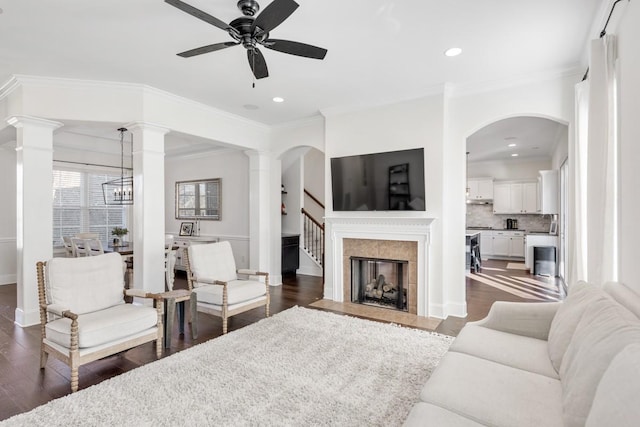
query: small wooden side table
[{"left": 157, "top": 289, "right": 198, "bottom": 348}]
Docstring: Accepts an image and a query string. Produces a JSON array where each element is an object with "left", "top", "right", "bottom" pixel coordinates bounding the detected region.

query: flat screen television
[{"left": 331, "top": 148, "right": 426, "bottom": 211}]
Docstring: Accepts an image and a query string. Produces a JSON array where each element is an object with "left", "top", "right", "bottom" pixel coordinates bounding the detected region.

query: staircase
[{"left": 301, "top": 189, "right": 324, "bottom": 279}]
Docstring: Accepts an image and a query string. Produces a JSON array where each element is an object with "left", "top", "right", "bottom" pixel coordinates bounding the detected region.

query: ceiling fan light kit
[{"left": 165, "top": 0, "right": 327, "bottom": 81}]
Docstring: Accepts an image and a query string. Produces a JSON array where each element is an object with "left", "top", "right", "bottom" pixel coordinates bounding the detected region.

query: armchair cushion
[
  {"left": 45, "top": 303, "right": 158, "bottom": 349},
  {"left": 46, "top": 252, "right": 125, "bottom": 315},
  {"left": 193, "top": 280, "right": 267, "bottom": 306},
  {"left": 188, "top": 241, "right": 237, "bottom": 286}
]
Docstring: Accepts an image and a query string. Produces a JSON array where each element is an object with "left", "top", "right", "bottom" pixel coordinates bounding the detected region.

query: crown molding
[
  {"left": 320, "top": 83, "right": 447, "bottom": 118},
  {"left": 449, "top": 66, "right": 584, "bottom": 98},
  {"left": 270, "top": 114, "right": 325, "bottom": 131},
  {"left": 0, "top": 75, "right": 270, "bottom": 133},
  {"left": 164, "top": 146, "right": 236, "bottom": 161}
]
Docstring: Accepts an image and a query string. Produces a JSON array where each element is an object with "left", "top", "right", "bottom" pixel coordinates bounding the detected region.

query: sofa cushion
[
  {"left": 188, "top": 241, "right": 238, "bottom": 285},
  {"left": 450, "top": 324, "right": 558, "bottom": 378},
  {"left": 193, "top": 280, "right": 266, "bottom": 306},
  {"left": 46, "top": 253, "right": 125, "bottom": 315},
  {"left": 403, "top": 402, "right": 484, "bottom": 426},
  {"left": 604, "top": 281, "right": 640, "bottom": 319},
  {"left": 45, "top": 303, "right": 158, "bottom": 348},
  {"left": 547, "top": 281, "right": 609, "bottom": 372},
  {"left": 586, "top": 343, "right": 640, "bottom": 426},
  {"left": 560, "top": 296, "right": 640, "bottom": 427},
  {"left": 420, "top": 352, "right": 563, "bottom": 427}
]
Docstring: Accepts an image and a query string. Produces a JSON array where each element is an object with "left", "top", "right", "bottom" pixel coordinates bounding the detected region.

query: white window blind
[{"left": 53, "top": 169, "right": 128, "bottom": 248}]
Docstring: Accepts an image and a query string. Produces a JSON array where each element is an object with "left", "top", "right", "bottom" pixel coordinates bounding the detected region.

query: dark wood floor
[{"left": 0, "top": 261, "right": 563, "bottom": 420}]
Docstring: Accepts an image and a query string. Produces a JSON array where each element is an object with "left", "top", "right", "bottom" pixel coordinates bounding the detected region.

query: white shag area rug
[{"left": 3, "top": 307, "right": 453, "bottom": 427}]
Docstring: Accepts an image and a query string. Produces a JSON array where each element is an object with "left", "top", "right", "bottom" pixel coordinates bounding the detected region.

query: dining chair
[
  {"left": 62, "top": 236, "right": 75, "bottom": 257},
  {"left": 71, "top": 238, "right": 89, "bottom": 257},
  {"left": 165, "top": 248, "right": 177, "bottom": 291},
  {"left": 85, "top": 239, "right": 104, "bottom": 256}
]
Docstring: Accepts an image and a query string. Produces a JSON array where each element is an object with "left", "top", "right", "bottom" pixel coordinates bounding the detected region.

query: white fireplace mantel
[{"left": 324, "top": 215, "right": 435, "bottom": 317}]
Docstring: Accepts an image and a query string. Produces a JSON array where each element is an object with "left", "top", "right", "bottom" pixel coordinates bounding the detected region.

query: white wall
[
  {"left": 468, "top": 157, "right": 553, "bottom": 181},
  {"left": 551, "top": 126, "right": 569, "bottom": 170},
  {"left": 615, "top": 0, "right": 640, "bottom": 293},
  {"left": 0, "top": 146, "right": 17, "bottom": 285},
  {"left": 164, "top": 149, "right": 251, "bottom": 268},
  {"left": 303, "top": 148, "right": 326, "bottom": 222}
]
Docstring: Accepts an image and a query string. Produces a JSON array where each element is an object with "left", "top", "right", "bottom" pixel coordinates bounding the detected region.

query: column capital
[
  {"left": 6, "top": 115, "right": 63, "bottom": 131},
  {"left": 125, "top": 121, "right": 170, "bottom": 136}
]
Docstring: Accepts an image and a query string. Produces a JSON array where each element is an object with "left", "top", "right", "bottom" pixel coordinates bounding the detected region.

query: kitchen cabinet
[
  {"left": 480, "top": 232, "right": 493, "bottom": 260},
  {"left": 493, "top": 184, "right": 511, "bottom": 213},
  {"left": 493, "top": 181, "right": 538, "bottom": 214},
  {"left": 467, "top": 178, "right": 494, "bottom": 200},
  {"left": 538, "top": 170, "right": 559, "bottom": 214},
  {"left": 485, "top": 231, "right": 525, "bottom": 259}
]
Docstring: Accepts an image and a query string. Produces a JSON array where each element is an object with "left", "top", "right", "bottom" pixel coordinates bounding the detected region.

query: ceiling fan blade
[
  {"left": 264, "top": 39, "right": 327, "bottom": 60},
  {"left": 247, "top": 48, "right": 269, "bottom": 79},
  {"left": 165, "top": 0, "right": 236, "bottom": 35},
  {"left": 252, "top": 0, "right": 299, "bottom": 32},
  {"left": 177, "top": 42, "right": 240, "bottom": 58}
]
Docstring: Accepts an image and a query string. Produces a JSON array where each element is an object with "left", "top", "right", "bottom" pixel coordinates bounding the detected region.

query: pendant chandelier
[{"left": 102, "top": 128, "right": 133, "bottom": 205}]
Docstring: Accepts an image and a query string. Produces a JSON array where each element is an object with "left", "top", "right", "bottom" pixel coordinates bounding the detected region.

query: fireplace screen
[{"left": 351, "top": 256, "right": 408, "bottom": 311}]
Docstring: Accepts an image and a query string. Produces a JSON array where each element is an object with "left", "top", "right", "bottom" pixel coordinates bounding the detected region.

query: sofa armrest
[{"left": 471, "top": 301, "right": 561, "bottom": 341}]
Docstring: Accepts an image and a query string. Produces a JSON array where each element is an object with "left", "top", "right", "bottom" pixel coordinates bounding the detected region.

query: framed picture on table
[
  {"left": 179, "top": 222, "right": 194, "bottom": 236},
  {"left": 549, "top": 221, "right": 558, "bottom": 235}
]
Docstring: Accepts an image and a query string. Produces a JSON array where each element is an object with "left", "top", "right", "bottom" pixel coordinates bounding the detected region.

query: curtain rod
[
  {"left": 582, "top": 0, "right": 628, "bottom": 81},
  {"left": 54, "top": 160, "right": 133, "bottom": 171}
]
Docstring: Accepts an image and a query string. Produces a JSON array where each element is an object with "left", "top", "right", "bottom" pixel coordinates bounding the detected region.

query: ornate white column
[
  {"left": 7, "top": 115, "right": 62, "bottom": 327},
  {"left": 128, "top": 122, "right": 168, "bottom": 294}
]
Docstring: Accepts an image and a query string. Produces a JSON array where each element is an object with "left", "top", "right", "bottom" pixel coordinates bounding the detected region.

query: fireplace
[{"left": 351, "top": 257, "right": 408, "bottom": 311}]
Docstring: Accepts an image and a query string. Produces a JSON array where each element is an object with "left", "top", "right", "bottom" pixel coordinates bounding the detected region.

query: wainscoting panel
[{"left": 0, "top": 237, "right": 17, "bottom": 285}]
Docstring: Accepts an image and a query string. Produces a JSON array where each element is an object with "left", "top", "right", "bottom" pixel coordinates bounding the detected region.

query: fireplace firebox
[{"left": 351, "top": 256, "right": 408, "bottom": 311}]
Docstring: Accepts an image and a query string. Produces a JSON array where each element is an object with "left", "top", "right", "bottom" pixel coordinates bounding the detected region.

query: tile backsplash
[{"left": 466, "top": 203, "right": 553, "bottom": 232}]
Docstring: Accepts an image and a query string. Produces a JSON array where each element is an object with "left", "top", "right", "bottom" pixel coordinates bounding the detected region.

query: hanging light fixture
[{"left": 102, "top": 128, "right": 133, "bottom": 205}]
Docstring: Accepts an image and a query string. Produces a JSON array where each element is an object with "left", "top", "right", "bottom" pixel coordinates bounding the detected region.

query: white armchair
[
  {"left": 37, "top": 252, "right": 163, "bottom": 392},
  {"left": 185, "top": 241, "right": 270, "bottom": 334}
]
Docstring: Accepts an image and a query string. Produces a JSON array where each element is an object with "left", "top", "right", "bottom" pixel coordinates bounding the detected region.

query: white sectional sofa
[{"left": 404, "top": 281, "right": 640, "bottom": 426}]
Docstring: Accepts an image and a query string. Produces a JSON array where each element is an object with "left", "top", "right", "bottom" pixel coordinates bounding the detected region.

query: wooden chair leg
[
  {"left": 266, "top": 302, "right": 270, "bottom": 318},
  {"left": 189, "top": 293, "right": 198, "bottom": 340},
  {"left": 222, "top": 315, "right": 228, "bottom": 335},
  {"left": 70, "top": 362, "right": 79, "bottom": 393}
]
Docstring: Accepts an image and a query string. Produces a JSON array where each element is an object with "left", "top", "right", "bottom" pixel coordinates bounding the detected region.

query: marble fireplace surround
[{"left": 325, "top": 216, "right": 435, "bottom": 317}]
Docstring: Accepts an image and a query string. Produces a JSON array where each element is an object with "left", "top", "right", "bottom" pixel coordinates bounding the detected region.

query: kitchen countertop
[{"left": 466, "top": 227, "right": 552, "bottom": 235}]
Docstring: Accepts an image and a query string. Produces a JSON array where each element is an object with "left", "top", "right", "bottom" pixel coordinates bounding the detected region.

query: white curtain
[
  {"left": 569, "top": 35, "right": 619, "bottom": 287},
  {"left": 567, "top": 81, "right": 589, "bottom": 285}
]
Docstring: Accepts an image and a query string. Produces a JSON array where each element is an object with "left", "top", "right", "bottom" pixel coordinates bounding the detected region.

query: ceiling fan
[{"left": 165, "top": 0, "right": 328, "bottom": 80}]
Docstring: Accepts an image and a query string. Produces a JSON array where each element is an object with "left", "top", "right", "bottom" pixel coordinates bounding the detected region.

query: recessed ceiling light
[
  {"left": 444, "top": 47, "right": 462, "bottom": 57},
  {"left": 511, "top": 153, "right": 519, "bottom": 157},
  {"left": 504, "top": 136, "right": 517, "bottom": 141},
  {"left": 273, "top": 97, "right": 284, "bottom": 103},
  {"left": 532, "top": 146, "right": 539, "bottom": 150},
  {"left": 508, "top": 143, "right": 517, "bottom": 147}
]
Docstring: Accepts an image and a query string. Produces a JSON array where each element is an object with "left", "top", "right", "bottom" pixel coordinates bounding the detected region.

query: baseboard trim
[
  {"left": 296, "top": 266, "right": 322, "bottom": 277},
  {"left": 0, "top": 274, "right": 16, "bottom": 286},
  {"left": 14, "top": 307, "right": 40, "bottom": 327}
]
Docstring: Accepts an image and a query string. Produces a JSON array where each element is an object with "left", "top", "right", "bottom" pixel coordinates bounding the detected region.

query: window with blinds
[{"left": 52, "top": 169, "right": 128, "bottom": 248}]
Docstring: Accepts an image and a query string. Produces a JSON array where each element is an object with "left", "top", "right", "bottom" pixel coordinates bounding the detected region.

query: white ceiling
[
  {"left": 466, "top": 117, "right": 568, "bottom": 163},
  {"left": 0, "top": 0, "right": 603, "bottom": 128}
]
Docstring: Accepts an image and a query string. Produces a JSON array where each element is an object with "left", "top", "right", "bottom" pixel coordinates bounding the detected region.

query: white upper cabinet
[
  {"left": 493, "top": 181, "right": 538, "bottom": 214},
  {"left": 467, "top": 178, "right": 494, "bottom": 200},
  {"left": 538, "top": 170, "right": 559, "bottom": 214}
]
